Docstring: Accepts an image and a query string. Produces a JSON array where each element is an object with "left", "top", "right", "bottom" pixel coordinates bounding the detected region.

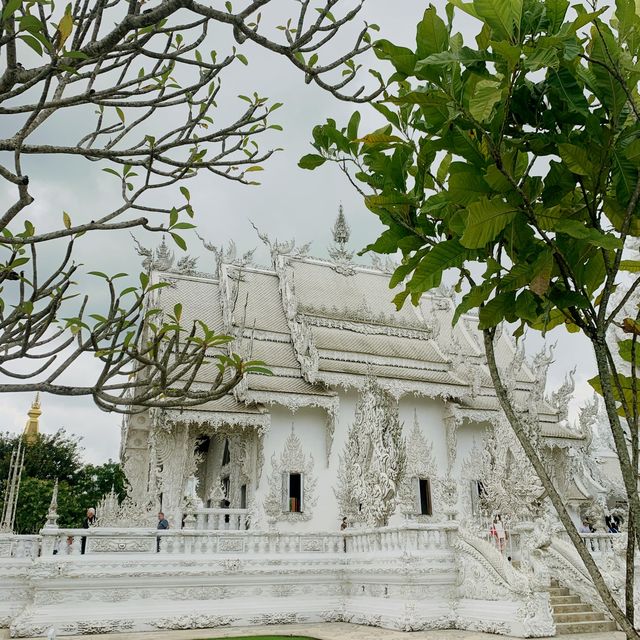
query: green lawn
[{"left": 203, "top": 637, "right": 319, "bottom": 640}]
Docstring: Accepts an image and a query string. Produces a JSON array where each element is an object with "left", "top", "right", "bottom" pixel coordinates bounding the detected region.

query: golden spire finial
[{"left": 23, "top": 393, "right": 42, "bottom": 444}]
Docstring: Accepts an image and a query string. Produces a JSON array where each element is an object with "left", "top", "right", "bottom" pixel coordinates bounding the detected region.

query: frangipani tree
[
  {"left": 0, "top": 0, "right": 380, "bottom": 411},
  {"left": 301, "top": 0, "right": 640, "bottom": 635}
]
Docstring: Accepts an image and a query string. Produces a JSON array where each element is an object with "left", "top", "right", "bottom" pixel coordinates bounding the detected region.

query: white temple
[
  {"left": 0, "top": 209, "right": 628, "bottom": 637},
  {"left": 121, "top": 208, "right": 593, "bottom": 531}
]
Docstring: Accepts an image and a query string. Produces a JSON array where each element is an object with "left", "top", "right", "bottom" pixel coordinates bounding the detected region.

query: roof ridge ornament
[
  {"left": 328, "top": 204, "right": 355, "bottom": 275},
  {"left": 131, "top": 233, "right": 200, "bottom": 276},
  {"left": 250, "top": 221, "right": 311, "bottom": 268},
  {"left": 197, "top": 233, "right": 256, "bottom": 273}
]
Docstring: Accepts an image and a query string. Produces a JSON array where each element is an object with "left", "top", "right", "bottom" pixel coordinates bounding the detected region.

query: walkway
[{"left": 0, "top": 622, "right": 627, "bottom": 640}]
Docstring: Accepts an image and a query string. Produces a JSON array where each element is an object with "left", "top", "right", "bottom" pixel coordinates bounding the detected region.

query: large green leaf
[
  {"left": 468, "top": 79, "right": 502, "bottom": 122},
  {"left": 557, "top": 143, "right": 593, "bottom": 176},
  {"left": 452, "top": 280, "right": 498, "bottom": 325},
  {"left": 374, "top": 40, "right": 417, "bottom": 76},
  {"left": 298, "top": 154, "right": 326, "bottom": 170},
  {"left": 448, "top": 163, "right": 492, "bottom": 204},
  {"left": 547, "top": 68, "right": 589, "bottom": 116},
  {"left": 554, "top": 219, "right": 622, "bottom": 249},
  {"left": 408, "top": 239, "right": 468, "bottom": 297},
  {"left": 478, "top": 291, "right": 516, "bottom": 329},
  {"left": 460, "top": 197, "right": 518, "bottom": 248},
  {"left": 416, "top": 6, "right": 449, "bottom": 58},
  {"left": 545, "top": 0, "right": 569, "bottom": 33},
  {"left": 473, "top": 0, "right": 522, "bottom": 40}
]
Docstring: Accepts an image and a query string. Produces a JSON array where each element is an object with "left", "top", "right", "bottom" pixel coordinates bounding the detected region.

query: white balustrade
[
  {"left": 186, "top": 507, "right": 250, "bottom": 531},
  {"left": 344, "top": 523, "right": 457, "bottom": 554},
  {"left": 0, "top": 534, "right": 40, "bottom": 558},
  {"left": 580, "top": 532, "right": 616, "bottom": 555}
]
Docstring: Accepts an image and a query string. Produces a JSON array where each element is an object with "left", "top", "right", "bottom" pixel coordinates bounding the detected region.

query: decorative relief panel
[
  {"left": 398, "top": 411, "right": 448, "bottom": 522},
  {"left": 263, "top": 428, "right": 317, "bottom": 523},
  {"left": 335, "top": 377, "right": 406, "bottom": 527}
]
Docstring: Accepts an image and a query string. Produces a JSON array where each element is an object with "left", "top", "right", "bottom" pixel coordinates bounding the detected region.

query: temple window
[
  {"left": 285, "top": 472, "right": 303, "bottom": 513},
  {"left": 221, "top": 438, "right": 230, "bottom": 466},
  {"left": 240, "top": 484, "right": 247, "bottom": 509},
  {"left": 416, "top": 478, "right": 432, "bottom": 516},
  {"left": 221, "top": 476, "right": 230, "bottom": 506},
  {"left": 471, "top": 480, "right": 487, "bottom": 515}
]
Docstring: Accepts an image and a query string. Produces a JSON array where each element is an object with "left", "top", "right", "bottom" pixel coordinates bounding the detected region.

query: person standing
[
  {"left": 492, "top": 514, "right": 507, "bottom": 553},
  {"left": 157, "top": 511, "right": 169, "bottom": 552},
  {"left": 340, "top": 516, "right": 348, "bottom": 552},
  {"left": 80, "top": 507, "right": 96, "bottom": 555}
]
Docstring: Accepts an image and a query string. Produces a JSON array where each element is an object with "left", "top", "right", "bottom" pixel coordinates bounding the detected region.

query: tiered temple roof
[{"left": 147, "top": 220, "right": 582, "bottom": 446}]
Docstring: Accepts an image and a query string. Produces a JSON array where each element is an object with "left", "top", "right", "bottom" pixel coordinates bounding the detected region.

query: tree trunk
[
  {"left": 483, "top": 330, "right": 638, "bottom": 638},
  {"left": 592, "top": 337, "right": 640, "bottom": 554}
]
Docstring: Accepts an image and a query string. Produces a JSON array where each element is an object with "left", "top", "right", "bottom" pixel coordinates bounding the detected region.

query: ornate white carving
[
  {"left": 398, "top": 412, "right": 439, "bottom": 520},
  {"left": 460, "top": 420, "right": 543, "bottom": 522},
  {"left": 335, "top": 377, "right": 406, "bottom": 527},
  {"left": 263, "top": 428, "right": 317, "bottom": 523}
]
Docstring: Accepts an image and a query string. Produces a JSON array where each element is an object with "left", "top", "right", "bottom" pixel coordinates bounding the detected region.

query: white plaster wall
[
  {"left": 255, "top": 404, "right": 339, "bottom": 532},
  {"left": 398, "top": 395, "right": 449, "bottom": 477},
  {"left": 254, "top": 392, "right": 472, "bottom": 530}
]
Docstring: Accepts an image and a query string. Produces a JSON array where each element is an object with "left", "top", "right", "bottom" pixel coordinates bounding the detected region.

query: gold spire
[{"left": 23, "top": 393, "right": 41, "bottom": 444}]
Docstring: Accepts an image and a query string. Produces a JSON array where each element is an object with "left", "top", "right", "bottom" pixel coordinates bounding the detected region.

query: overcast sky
[{"left": 0, "top": 0, "right": 594, "bottom": 464}]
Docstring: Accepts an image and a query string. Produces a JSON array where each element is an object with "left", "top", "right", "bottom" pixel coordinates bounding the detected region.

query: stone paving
[{"left": 0, "top": 623, "right": 628, "bottom": 640}]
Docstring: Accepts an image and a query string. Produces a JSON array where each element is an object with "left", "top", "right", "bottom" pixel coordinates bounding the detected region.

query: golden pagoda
[{"left": 23, "top": 393, "right": 41, "bottom": 444}]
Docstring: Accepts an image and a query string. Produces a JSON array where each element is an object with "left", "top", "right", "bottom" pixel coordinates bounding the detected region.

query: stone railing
[
  {"left": 33, "top": 523, "right": 459, "bottom": 558},
  {"left": 0, "top": 534, "right": 40, "bottom": 559},
  {"left": 580, "top": 532, "right": 617, "bottom": 555},
  {"left": 185, "top": 507, "right": 249, "bottom": 531},
  {"left": 556, "top": 530, "right": 619, "bottom": 556},
  {"left": 344, "top": 523, "right": 457, "bottom": 554}
]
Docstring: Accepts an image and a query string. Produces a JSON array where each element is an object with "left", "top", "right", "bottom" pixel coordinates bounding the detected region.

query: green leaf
[
  {"left": 19, "top": 34, "right": 43, "bottom": 56},
  {"left": 62, "top": 211, "right": 71, "bottom": 230},
  {"left": 473, "top": 0, "right": 522, "bottom": 40},
  {"left": 2, "top": 0, "right": 22, "bottom": 20},
  {"left": 619, "top": 260, "right": 640, "bottom": 273},
  {"left": 347, "top": 111, "right": 361, "bottom": 141},
  {"left": 554, "top": 219, "right": 622, "bottom": 249},
  {"left": 373, "top": 39, "right": 417, "bottom": 76},
  {"left": 452, "top": 280, "right": 497, "bottom": 324},
  {"left": 515, "top": 290, "right": 540, "bottom": 322},
  {"left": 115, "top": 107, "right": 125, "bottom": 124},
  {"left": 298, "top": 154, "right": 326, "bottom": 170},
  {"left": 416, "top": 5, "right": 449, "bottom": 58},
  {"left": 478, "top": 292, "right": 516, "bottom": 329},
  {"left": 557, "top": 143, "right": 592, "bottom": 176},
  {"left": 409, "top": 239, "right": 468, "bottom": 295},
  {"left": 460, "top": 197, "right": 518, "bottom": 248},
  {"left": 545, "top": 0, "right": 569, "bottom": 33},
  {"left": 547, "top": 68, "right": 589, "bottom": 116},
  {"left": 180, "top": 186, "right": 190, "bottom": 201},
  {"left": 468, "top": 79, "right": 502, "bottom": 122},
  {"left": 171, "top": 233, "right": 187, "bottom": 251}
]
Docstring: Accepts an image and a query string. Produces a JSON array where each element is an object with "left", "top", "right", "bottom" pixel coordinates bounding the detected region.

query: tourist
[
  {"left": 340, "top": 516, "right": 348, "bottom": 552},
  {"left": 80, "top": 507, "right": 96, "bottom": 555},
  {"left": 608, "top": 515, "right": 620, "bottom": 534},
  {"left": 491, "top": 515, "right": 507, "bottom": 552},
  {"left": 579, "top": 520, "right": 591, "bottom": 533},
  {"left": 157, "top": 511, "right": 169, "bottom": 552}
]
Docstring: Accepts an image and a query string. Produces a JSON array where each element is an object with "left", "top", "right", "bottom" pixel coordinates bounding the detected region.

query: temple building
[
  {"left": 120, "top": 209, "right": 598, "bottom": 531},
  {"left": 0, "top": 211, "right": 626, "bottom": 638}
]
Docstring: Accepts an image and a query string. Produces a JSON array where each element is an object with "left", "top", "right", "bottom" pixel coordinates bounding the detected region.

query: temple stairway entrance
[{"left": 549, "top": 578, "right": 616, "bottom": 634}]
